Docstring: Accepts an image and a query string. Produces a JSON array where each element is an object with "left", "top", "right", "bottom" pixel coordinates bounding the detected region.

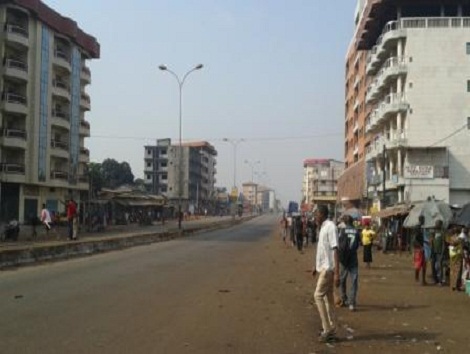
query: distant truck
[{"left": 287, "top": 201, "right": 299, "bottom": 215}]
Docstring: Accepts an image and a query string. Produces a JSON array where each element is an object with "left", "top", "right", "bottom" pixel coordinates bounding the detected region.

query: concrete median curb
[{"left": 0, "top": 216, "right": 256, "bottom": 270}]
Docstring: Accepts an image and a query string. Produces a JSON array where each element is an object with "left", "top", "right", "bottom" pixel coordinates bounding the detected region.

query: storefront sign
[{"left": 404, "top": 165, "right": 434, "bottom": 179}]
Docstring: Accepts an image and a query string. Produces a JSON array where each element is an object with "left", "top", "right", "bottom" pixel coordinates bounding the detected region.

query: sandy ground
[{"left": 259, "top": 228, "right": 470, "bottom": 354}]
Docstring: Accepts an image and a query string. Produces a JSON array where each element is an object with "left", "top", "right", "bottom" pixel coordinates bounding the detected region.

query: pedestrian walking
[
  {"left": 448, "top": 226, "right": 464, "bottom": 291},
  {"left": 413, "top": 215, "right": 428, "bottom": 285},
  {"left": 430, "top": 220, "right": 446, "bottom": 285},
  {"left": 338, "top": 215, "right": 360, "bottom": 311},
  {"left": 311, "top": 205, "right": 339, "bottom": 343},
  {"left": 66, "top": 199, "right": 78, "bottom": 240},
  {"left": 294, "top": 215, "right": 304, "bottom": 252},
  {"left": 40, "top": 204, "right": 52, "bottom": 238},
  {"left": 361, "top": 223, "right": 375, "bottom": 269}
]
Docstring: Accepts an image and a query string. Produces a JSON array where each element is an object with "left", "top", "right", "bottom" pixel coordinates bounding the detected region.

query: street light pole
[
  {"left": 244, "top": 159, "right": 260, "bottom": 183},
  {"left": 222, "top": 138, "right": 245, "bottom": 189},
  {"left": 159, "top": 64, "right": 203, "bottom": 229}
]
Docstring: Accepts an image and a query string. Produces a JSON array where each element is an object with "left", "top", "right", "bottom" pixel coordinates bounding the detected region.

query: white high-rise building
[
  {"left": 0, "top": 1, "right": 99, "bottom": 222},
  {"left": 359, "top": 1, "right": 470, "bottom": 207}
]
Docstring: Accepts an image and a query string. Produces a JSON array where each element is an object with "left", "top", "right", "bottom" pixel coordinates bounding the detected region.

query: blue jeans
[{"left": 339, "top": 264, "right": 359, "bottom": 306}]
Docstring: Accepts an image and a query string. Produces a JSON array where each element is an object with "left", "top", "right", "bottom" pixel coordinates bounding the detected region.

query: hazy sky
[{"left": 45, "top": 0, "right": 356, "bottom": 205}]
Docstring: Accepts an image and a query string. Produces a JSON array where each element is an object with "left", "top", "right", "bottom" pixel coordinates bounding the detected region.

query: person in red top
[{"left": 66, "top": 199, "right": 77, "bottom": 240}]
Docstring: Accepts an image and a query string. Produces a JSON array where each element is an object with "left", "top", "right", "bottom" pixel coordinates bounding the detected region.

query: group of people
[
  {"left": 38, "top": 199, "right": 79, "bottom": 241},
  {"left": 279, "top": 213, "right": 316, "bottom": 252},
  {"left": 413, "top": 216, "right": 470, "bottom": 291},
  {"left": 280, "top": 206, "right": 374, "bottom": 343}
]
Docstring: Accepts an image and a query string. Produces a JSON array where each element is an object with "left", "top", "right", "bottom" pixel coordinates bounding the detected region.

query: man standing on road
[
  {"left": 312, "top": 205, "right": 340, "bottom": 343},
  {"left": 338, "top": 215, "right": 360, "bottom": 311}
]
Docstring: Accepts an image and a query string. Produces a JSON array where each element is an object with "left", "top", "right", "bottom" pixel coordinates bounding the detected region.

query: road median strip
[{"left": 0, "top": 216, "right": 256, "bottom": 269}]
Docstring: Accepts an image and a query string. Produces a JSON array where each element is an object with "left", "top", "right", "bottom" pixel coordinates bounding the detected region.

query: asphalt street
[{"left": 1, "top": 215, "right": 305, "bottom": 354}]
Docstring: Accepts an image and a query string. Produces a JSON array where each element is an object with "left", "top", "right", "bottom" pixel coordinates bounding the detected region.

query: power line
[
  {"left": 90, "top": 132, "right": 344, "bottom": 143},
  {"left": 427, "top": 124, "right": 467, "bottom": 148}
]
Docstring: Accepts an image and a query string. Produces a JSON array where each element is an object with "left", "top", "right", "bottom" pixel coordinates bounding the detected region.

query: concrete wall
[{"left": 405, "top": 27, "right": 470, "bottom": 201}]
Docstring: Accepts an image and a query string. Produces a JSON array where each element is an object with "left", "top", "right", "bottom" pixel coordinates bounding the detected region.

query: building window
[
  {"left": 467, "top": 80, "right": 470, "bottom": 92},
  {"left": 466, "top": 43, "right": 470, "bottom": 55},
  {"left": 147, "top": 162, "right": 151, "bottom": 167},
  {"left": 146, "top": 174, "right": 151, "bottom": 180}
]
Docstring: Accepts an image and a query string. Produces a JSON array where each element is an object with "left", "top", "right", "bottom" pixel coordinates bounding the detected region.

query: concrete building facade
[
  {"left": 0, "top": 0, "right": 99, "bottom": 222},
  {"left": 303, "top": 159, "right": 344, "bottom": 207},
  {"left": 337, "top": 0, "right": 370, "bottom": 204},
  {"left": 144, "top": 140, "right": 217, "bottom": 212},
  {"left": 358, "top": 0, "right": 470, "bottom": 208}
]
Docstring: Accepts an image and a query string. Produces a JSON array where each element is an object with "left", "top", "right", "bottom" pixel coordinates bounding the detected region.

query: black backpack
[{"left": 338, "top": 228, "right": 351, "bottom": 266}]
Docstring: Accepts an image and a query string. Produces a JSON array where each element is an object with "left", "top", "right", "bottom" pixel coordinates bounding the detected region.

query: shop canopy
[{"left": 373, "top": 205, "right": 410, "bottom": 219}]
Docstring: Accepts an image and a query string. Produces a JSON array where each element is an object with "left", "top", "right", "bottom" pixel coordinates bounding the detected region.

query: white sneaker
[{"left": 349, "top": 304, "right": 356, "bottom": 312}]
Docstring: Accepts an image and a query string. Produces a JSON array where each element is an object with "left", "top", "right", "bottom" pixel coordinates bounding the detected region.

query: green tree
[{"left": 100, "top": 158, "right": 134, "bottom": 189}]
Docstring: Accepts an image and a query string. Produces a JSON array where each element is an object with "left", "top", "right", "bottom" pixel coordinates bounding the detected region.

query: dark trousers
[
  {"left": 296, "top": 234, "right": 303, "bottom": 251},
  {"left": 68, "top": 219, "right": 73, "bottom": 239}
]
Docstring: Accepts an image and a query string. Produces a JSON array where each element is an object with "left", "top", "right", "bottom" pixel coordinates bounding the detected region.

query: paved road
[
  {"left": 3, "top": 215, "right": 469, "bottom": 353},
  {"left": 1, "top": 215, "right": 310, "bottom": 354}
]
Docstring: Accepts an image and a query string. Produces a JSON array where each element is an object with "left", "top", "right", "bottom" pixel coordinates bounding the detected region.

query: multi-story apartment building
[
  {"left": 358, "top": 0, "right": 470, "bottom": 208},
  {"left": 337, "top": 0, "right": 370, "bottom": 206},
  {"left": 303, "top": 159, "right": 344, "bottom": 208},
  {"left": 144, "top": 140, "right": 217, "bottom": 211},
  {"left": 242, "top": 182, "right": 257, "bottom": 207},
  {"left": 0, "top": 1, "right": 99, "bottom": 222}
]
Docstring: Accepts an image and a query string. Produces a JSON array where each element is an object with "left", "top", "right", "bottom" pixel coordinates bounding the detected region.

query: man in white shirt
[
  {"left": 40, "top": 203, "right": 52, "bottom": 235},
  {"left": 312, "top": 205, "right": 340, "bottom": 343}
]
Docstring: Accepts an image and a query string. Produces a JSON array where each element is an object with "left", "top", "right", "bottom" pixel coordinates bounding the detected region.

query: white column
[
  {"left": 397, "top": 39, "right": 403, "bottom": 58},
  {"left": 398, "top": 149, "right": 402, "bottom": 176},
  {"left": 397, "top": 112, "right": 402, "bottom": 136},
  {"left": 389, "top": 158, "right": 394, "bottom": 180}
]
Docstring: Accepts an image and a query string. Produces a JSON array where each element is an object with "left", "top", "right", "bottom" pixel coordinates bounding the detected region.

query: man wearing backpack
[{"left": 338, "top": 215, "right": 360, "bottom": 311}]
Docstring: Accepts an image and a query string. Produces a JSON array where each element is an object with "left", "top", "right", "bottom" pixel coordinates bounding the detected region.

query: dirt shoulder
[{"left": 256, "top": 229, "right": 470, "bottom": 354}]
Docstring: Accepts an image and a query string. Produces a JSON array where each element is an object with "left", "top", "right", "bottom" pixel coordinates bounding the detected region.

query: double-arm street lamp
[
  {"left": 159, "top": 63, "right": 203, "bottom": 229},
  {"left": 222, "top": 138, "right": 245, "bottom": 189}
]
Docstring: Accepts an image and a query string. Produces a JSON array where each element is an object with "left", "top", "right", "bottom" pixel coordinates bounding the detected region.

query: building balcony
[
  {"left": 366, "top": 45, "right": 380, "bottom": 75},
  {"left": 4, "top": 23, "right": 29, "bottom": 48},
  {"left": 144, "top": 165, "right": 154, "bottom": 173},
  {"left": 0, "top": 128, "right": 27, "bottom": 149},
  {"left": 365, "top": 78, "right": 379, "bottom": 103},
  {"left": 3, "top": 58, "right": 28, "bottom": 81},
  {"left": 79, "top": 120, "right": 90, "bottom": 137},
  {"left": 367, "top": 93, "right": 408, "bottom": 134},
  {"left": 52, "top": 79, "right": 71, "bottom": 101},
  {"left": 80, "top": 93, "right": 91, "bottom": 111},
  {"left": 79, "top": 147, "right": 90, "bottom": 163},
  {"left": 1, "top": 92, "right": 28, "bottom": 115},
  {"left": 51, "top": 109, "right": 70, "bottom": 130},
  {"left": 81, "top": 66, "right": 91, "bottom": 84},
  {"left": 385, "top": 130, "right": 408, "bottom": 149},
  {"left": 366, "top": 57, "right": 408, "bottom": 104},
  {"left": 53, "top": 49, "right": 71, "bottom": 72},
  {"left": 377, "top": 92, "right": 408, "bottom": 121},
  {"left": 375, "top": 21, "right": 407, "bottom": 60},
  {"left": 50, "top": 139, "right": 69, "bottom": 159},
  {"left": 50, "top": 170, "right": 69, "bottom": 181},
  {"left": 365, "top": 138, "right": 385, "bottom": 161},
  {"left": 0, "top": 162, "right": 26, "bottom": 183}
]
